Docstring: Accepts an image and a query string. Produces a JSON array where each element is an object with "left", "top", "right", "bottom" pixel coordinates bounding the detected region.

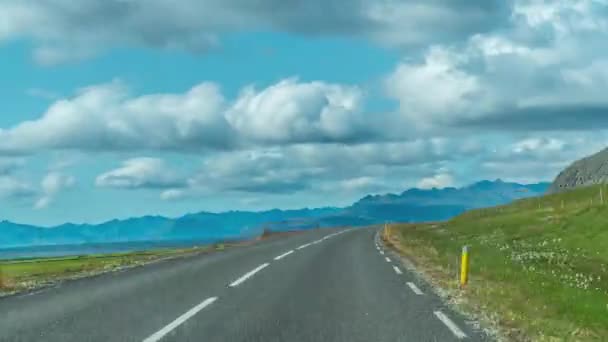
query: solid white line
[
  {"left": 229, "top": 263, "right": 270, "bottom": 287},
  {"left": 393, "top": 266, "right": 402, "bottom": 275},
  {"left": 385, "top": 257, "right": 391, "bottom": 262},
  {"left": 143, "top": 297, "right": 218, "bottom": 342},
  {"left": 274, "top": 250, "right": 294, "bottom": 261},
  {"left": 406, "top": 282, "right": 424, "bottom": 295},
  {"left": 434, "top": 311, "right": 468, "bottom": 340},
  {"left": 297, "top": 243, "right": 311, "bottom": 250}
]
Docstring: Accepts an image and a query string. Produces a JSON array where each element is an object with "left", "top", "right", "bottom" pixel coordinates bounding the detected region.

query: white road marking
[
  {"left": 406, "top": 282, "right": 424, "bottom": 295},
  {"left": 379, "top": 250, "right": 385, "bottom": 255},
  {"left": 385, "top": 257, "right": 391, "bottom": 263},
  {"left": 297, "top": 243, "right": 312, "bottom": 250},
  {"left": 143, "top": 297, "right": 218, "bottom": 342},
  {"left": 393, "top": 266, "right": 402, "bottom": 275},
  {"left": 434, "top": 311, "right": 468, "bottom": 340},
  {"left": 229, "top": 263, "right": 270, "bottom": 287},
  {"left": 274, "top": 250, "right": 294, "bottom": 261}
]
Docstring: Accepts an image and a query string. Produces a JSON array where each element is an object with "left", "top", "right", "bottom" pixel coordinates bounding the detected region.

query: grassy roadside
[
  {"left": 0, "top": 230, "right": 303, "bottom": 297},
  {"left": 383, "top": 184, "right": 608, "bottom": 341},
  {"left": 0, "top": 244, "right": 221, "bottom": 296}
]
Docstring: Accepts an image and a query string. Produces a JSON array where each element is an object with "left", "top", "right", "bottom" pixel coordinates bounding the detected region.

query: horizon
[{"left": 2, "top": 178, "right": 550, "bottom": 227}]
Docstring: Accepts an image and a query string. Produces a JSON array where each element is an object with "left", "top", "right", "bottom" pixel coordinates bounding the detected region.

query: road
[{"left": 0, "top": 227, "right": 490, "bottom": 341}]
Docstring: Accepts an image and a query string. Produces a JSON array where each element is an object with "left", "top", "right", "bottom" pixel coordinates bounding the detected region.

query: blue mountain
[{"left": 0, "top": 180, "right": 549, "bottom": 248}]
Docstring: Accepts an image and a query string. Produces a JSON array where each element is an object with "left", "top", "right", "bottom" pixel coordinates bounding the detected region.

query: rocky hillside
[{"left": 549, "top": 147, "right": 608, "bottom": 193}]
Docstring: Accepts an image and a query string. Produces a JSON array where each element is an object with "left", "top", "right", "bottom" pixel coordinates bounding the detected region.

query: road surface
[{"left": 0, "top": 227, "right": 490, "bottom": 341}]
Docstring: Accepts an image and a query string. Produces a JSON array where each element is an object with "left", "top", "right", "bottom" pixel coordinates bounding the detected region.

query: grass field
[
  {"left": 0, "top": 245, "right": 215, "bottom": 295},
  {"left": 384, "top": 184, "right": 608, "bottom": 341},
  {"left": 0, "top": 230, "right": 300, "bottom": 296}
]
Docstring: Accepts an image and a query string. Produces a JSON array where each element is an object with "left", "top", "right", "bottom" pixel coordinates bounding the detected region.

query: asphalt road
[{"left": 0, "top": 227, "right": 491, "bottom": 342}]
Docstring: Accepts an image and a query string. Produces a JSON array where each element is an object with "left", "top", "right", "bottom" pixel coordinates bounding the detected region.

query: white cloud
[
  {"left": 0, "top": 0, "right": 506, "bottom": 64},
  {"left": 34, "top": 172, "right": 75, "bottom": 209},
  {"left": 226, "top": 78, "right": 368, "bottom": 144},
  {"left": 385, "top": 47, "right": 482, "bottom": 129},
  {"left": 0, "top": 78, "right": 382, "bottom": 154},
  {"left": 383, "top": 0, "right": 608, "bottom": 132},
  {"left": 338, "top": 176, "right": 387, "bottom": 193},
  {"left": 160, "top": 189, "right": 188, "bottom": 201},
  {"left": 0, "top": 80, "right": 230, "bottom": 153},
  {"left": 0, "top": 176, "right": 36, "bottom": 199},
  {"left": 162, "top": 139, "right": 475, "bottom": 197},
  {"left": 511, "top": 137, "right": 566, "bottom": 154},
  {"left": 417, "top": 172, "right": 455, "bottom": 189},
  {"left": 96, "top": 158, "right": 185, "bottom": 189}
]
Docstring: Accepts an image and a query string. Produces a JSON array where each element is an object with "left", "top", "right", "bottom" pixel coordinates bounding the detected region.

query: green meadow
[{"left": 386, "top": 184, "right": 608, "bottom": 341}]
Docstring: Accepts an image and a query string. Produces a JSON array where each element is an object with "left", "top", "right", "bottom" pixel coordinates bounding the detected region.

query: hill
[
  {"left": 0, "top": 180, "right": 549, "bottom": 248},
  {"left": 549, "top": 147, "right": 608, "bottom": 193},
  {"left": 385, "top": 183, "right": 608, "bottom": 340}
]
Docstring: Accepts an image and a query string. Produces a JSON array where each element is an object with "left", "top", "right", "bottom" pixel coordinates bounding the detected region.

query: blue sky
[{"left": 2, "top": 0, "right": 608, "bottom": 226}]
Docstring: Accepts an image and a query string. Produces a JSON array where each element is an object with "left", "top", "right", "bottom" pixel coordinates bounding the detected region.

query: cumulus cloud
[
  {"left": 96, "top": 158, "right": 186, "bottom": 189},
  {"left": 0, "top": 0, "right": 507, "bottom": 64},
  {"left": 385, "top": 47, "right": 482, "bottom": 129},
  {"left": 107, "top": 139, "right": 466, "bottom": 200},
  {"left": 35, "top": 172, "right": 76, "bottom": 209},
  {"left": 158, "top": 139, "right": 478, "bottom": 198},
  {"left": 385, "top": 0, "right": 608, "bottom": 132},
  {"left": 226, "top": 78, "right": 369, "bottom": 144},
  {"left": 0, "top": 81, "right": 231, "bottom": 154},
  {"left": 0, "top": 78, "right": 380, "bottom": 154}
]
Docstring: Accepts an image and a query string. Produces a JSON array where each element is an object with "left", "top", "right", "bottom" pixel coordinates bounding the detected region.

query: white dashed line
[
  {"left": 143, "top": 297, "right": 218, "bottom": 342},
  {"left": 379, "top": 250, "right": 385, "bottom": 255},
  {"left": 229, "top": 263, "right": 270, "bottom": 287},
  {"left": 392, "top": 266, "right": 402, "bottom": 275},
  {"left": 274, "top": 250, "right": 294, "bottom": 261},
  {"left": 434, "top": 311, "right": 468, "bottom": 340},
  {"left": 385, "top": 257, "right": 391, "bottom": 263},
  {"left": 406, "top": 282, "right": 424, "bottom": 295},
  {"left": 297, "top": 243, "right": 312, "bottom": 250}
]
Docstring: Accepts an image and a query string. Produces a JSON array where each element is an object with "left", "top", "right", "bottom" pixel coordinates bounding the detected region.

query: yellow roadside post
[
  {"left": 460, "top": 246, "right": 469, "bottom": 287},
  {"left": 382, "top": 222, "right": 388, "bottom": 241}
]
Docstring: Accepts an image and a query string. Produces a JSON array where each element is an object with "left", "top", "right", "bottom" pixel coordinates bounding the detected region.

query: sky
[{"left": 2, "top": 0, "right": 608, "bottom": 226}]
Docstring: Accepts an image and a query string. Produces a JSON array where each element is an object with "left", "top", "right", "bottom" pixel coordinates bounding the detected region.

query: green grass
[
  {"left": 386, "top": 184, "right": 608, "bottom": 341},
  {"left": 0, "top": 246, "right": 213, "bottom": 293}
]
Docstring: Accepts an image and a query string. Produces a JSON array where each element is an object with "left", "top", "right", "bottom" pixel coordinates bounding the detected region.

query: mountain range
[{"left": 0, "top": 180, "right": 549, "bottom": 248}]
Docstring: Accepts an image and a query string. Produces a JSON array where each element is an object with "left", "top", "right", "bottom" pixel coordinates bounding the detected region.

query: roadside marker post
[{"left": 460, "top": 246, "right": 469, "bottom": 287}]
